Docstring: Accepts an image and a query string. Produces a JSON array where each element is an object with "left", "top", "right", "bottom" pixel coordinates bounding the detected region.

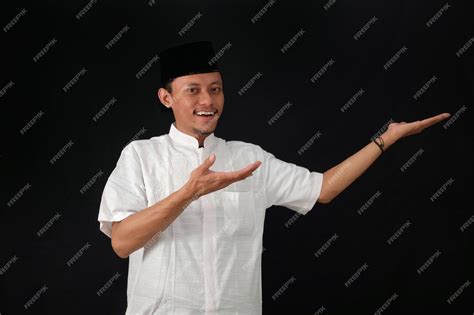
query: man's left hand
[{"left": 383, "top": 112, "right": 451, "bottom": 144}]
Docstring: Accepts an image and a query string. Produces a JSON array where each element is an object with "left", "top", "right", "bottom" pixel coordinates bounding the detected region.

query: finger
[
  {"left": 222, "top": 161, "right": 262, "bottom": 181},
  {"left": 229, "top": 161, "right": 262, "bottom": 179},
  {"left": 239, "top": 161, "right": 262, "bottom": 175},
  {"left": 421, "top": 112, "right": 451, "bottom": 129},
  {"left": 200, "top": 154, "right": 216, "bottom": 171}
]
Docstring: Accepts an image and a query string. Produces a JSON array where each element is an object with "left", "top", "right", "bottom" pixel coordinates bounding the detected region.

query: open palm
[{"left": 386, "top": 112, "right": 451, "bottom": 140}]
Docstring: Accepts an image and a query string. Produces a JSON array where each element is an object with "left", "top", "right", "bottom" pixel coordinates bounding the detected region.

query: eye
[
  {"left": 211, "top": 87, "right": 222, "bottom": 92},
  {"left": 187, "top": 87, "right": 198, "bottom": 93}
]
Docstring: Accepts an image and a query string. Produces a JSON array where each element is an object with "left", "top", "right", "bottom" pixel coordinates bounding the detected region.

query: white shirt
[{"left": 98, "top": 122, "right": 324, "bottom": 314}]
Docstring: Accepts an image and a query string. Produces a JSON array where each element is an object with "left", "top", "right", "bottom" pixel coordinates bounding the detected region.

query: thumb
[{"left": 201, "top": 153, "right": 216, "bottom": 170}]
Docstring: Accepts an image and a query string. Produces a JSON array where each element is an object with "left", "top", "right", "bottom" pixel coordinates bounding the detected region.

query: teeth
[{"left": 195, "top": 111, "right": 215, "bottom": 116}]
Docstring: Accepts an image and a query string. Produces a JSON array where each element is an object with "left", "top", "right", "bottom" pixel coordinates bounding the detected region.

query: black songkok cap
[{"left": 159, "top": 41, "right": 220, "bottom": 88}]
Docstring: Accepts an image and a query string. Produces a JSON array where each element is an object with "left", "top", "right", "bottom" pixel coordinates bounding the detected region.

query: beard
[
  {"left": 193, "top": 126, "right": 215, "bottom": 136},
  {"left": 193, "top": 114, "right": 219, "bottom": 135}
]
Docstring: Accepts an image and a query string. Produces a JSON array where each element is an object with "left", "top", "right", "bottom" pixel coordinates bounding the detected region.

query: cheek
[
  {"left": 174, "top": 98, "right": 194, "bottom": 113},
  {"left": 179, "top": 107, "right": 194, "bottom": 118},
  {"left": 182, "top": 96, "right": 198, "bottom": 107},
  {"left": 214, "top": 94, "right": 224, "bottom": 104}
]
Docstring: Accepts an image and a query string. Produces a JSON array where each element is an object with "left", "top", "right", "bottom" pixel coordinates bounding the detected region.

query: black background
[{"left": 1, "top": 0, "right": 473, "bottom": 314}]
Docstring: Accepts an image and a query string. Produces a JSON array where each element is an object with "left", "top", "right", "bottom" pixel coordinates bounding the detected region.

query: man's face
[{"left": 158, "top": 72, "right": 224, "bottom": 140}]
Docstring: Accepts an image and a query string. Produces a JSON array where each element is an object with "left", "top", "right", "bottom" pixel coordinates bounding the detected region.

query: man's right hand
[{"left": 184, "top": 154, "right": 262, "bottom": 199}]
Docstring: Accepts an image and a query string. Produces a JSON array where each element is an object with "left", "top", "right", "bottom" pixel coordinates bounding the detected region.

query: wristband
[{"left": 373, "top": 136, "right": 385, "bottom": 153}]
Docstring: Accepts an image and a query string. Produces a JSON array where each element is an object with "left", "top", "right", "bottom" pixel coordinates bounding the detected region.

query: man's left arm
[{"left": 317, "top": 112, "right": 451, "bottom": 204}]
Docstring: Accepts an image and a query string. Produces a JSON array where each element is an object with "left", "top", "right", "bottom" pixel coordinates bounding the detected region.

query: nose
[{"left": 198, "top": 89, "right": 213, "bottom": 106}]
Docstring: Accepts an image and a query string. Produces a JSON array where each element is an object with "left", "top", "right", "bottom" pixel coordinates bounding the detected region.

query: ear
[{"left": 158, "top": 88, "right": 172, "bottom": 108}]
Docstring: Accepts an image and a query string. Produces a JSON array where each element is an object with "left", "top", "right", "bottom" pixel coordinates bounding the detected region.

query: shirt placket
[{"left": 198, "top": 147, "right": 218, "bottom": 314}]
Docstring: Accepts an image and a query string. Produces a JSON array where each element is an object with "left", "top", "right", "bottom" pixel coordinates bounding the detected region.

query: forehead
[{"left": 173, "top": 72, "right": 222, "bottom": 87}]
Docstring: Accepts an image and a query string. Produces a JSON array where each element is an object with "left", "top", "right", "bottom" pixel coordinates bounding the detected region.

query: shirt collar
[{"left": 169, "top": 122, "right": 217, "bottom": 149}]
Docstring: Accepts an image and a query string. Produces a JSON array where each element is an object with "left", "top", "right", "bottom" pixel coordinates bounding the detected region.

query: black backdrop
[{"left": 1, "top": 0, "right": 473, "bottom": 314}]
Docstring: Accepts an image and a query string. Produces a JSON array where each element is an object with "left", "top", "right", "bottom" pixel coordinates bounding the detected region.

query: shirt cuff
[
  {"left": 298, "top": 172, "right": 324, "bottom": 215},
  {"left": 98, "top": 212, "right": 134, "bottom": 238}
]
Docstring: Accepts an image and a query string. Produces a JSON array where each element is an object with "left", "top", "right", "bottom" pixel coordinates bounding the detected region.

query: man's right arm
[
  {"left": 110, "top": 153, "right": 261, "bottom": 259},
  {"left": 111, "top": 183, "right": 196, "bottom": 258}
]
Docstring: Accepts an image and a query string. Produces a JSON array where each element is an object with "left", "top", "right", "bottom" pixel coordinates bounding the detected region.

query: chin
[
  {"left": 195, "top": 124, "right": 216, "bottom": 135},
  {"left": 199, "top": 127, "right": 215, "bottom": 135}
]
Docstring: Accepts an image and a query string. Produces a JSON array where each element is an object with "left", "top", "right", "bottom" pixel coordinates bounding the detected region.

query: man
[{"left": 97, "top": 41, "right": 450, "bottom": 314}]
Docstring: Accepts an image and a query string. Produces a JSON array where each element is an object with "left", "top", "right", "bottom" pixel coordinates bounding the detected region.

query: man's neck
[{"left": 175, "top": 122, "right": 209, "bottom": 147}]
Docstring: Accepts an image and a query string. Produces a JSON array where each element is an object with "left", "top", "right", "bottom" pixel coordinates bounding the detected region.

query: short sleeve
[
  {"left": 262, "top": 149, "right": 324, "bottom": 215},
  {"left": 97, "top": 142, "right": 147, "bottom": 238}
]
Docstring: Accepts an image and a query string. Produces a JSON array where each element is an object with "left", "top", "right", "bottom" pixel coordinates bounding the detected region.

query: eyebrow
[{"left": 185, "top": 80, "right": 222, "bottom": 87}]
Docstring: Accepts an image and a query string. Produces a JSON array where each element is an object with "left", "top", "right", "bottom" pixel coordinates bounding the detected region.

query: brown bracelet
[{"left": 373, "top": 136, "right": 385, "bottom": 153}]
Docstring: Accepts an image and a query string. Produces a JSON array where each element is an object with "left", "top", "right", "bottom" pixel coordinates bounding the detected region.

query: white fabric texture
[{"left": 97, "top": 122, "right": 324, "bottom": 314}]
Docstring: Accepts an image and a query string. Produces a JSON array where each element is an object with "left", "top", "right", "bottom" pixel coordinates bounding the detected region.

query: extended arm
[{"left": 317, "top": 113, "right": 450, "bottom": 203}]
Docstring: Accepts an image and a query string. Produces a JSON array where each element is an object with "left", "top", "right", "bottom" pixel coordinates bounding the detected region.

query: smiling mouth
[{"left": 194, "top": 109, "right": 218, "bottom": 117}]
